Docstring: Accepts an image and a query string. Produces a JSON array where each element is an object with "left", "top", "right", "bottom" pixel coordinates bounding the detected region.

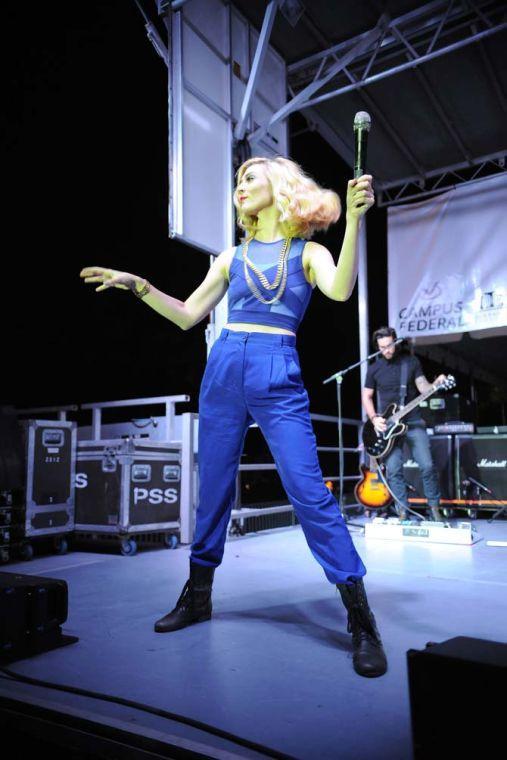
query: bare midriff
[{"left": 225, "top": 322, "right": 296, "bottom": 337}]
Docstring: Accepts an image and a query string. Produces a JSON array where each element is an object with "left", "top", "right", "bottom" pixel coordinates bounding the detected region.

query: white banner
[{"left": 387, "top": 173, "right": 507, "bottom": 339}]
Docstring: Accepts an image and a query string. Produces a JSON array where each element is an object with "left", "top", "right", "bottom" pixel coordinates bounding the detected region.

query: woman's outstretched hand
[
  {"left": 80, "top": 266, "right": 140, "bottom": 292},
  {"left": 346, "top": 174, "right": 375, "bottom": 220}
]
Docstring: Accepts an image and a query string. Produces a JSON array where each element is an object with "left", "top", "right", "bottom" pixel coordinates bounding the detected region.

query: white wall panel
[
  {"left": 169, "top": 0, "right": 288, "bottom": 256},
  {"left": 231, "top": 10, "right": 250, "bottom": 80},
  {"left": 182, "top": 0, "right": 229, "bottom": 57},
  {"left": 183, "top": 21, "right": 229, "bottom": 113},
  {"left": 182, "top": 90, "right": 231, "bottom": 254},
  {"left": 251, "top": 96, "right": 287, "bottom": 157}
]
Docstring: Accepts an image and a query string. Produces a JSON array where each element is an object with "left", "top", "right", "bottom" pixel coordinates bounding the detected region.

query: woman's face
[{"left": 235, "top": 163, "right": 274, "bottom": 216}]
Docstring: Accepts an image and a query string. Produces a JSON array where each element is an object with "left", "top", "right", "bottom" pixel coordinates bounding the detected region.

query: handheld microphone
[{"left": 354, "top": 111, "right": 371, "bottom": 179}]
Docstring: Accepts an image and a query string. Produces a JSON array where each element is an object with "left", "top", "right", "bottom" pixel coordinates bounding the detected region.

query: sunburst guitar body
[{"left": 354, "top": 458, "right": 392, "bottom": 509}]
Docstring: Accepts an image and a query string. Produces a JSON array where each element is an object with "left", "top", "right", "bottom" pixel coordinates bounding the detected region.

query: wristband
[{"left": 132, "top": 279, "right": 151, "bottom": 299}]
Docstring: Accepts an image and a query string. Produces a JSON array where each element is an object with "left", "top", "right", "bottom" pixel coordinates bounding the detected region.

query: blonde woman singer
[{"left": 81, "top": 157, "right": 387, "bottom": 678}]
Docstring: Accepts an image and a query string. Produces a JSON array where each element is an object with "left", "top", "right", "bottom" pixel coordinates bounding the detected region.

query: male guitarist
[{"left": 361, "top": 326, "right": 446, "bottom": 521}]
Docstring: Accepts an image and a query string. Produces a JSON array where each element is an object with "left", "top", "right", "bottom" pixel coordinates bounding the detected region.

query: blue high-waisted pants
[{"left": 191, "top": 329, "right": 366, "bottom": 585}]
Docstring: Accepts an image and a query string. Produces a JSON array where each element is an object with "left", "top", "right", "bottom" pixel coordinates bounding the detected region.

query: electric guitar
[
  {"left": 362, "top": 375, "right": 456, "bottom": 459},
  {"left": 354, "top": 456, "right": 392, "bottom": 509}
]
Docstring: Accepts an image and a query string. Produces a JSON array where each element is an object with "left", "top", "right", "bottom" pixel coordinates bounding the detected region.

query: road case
[
  {"left": 75, "top": 438, "right": 182, "bottom": 555},
  {"left": 22, "top": 420, "right": 76, "bottom": 552}
]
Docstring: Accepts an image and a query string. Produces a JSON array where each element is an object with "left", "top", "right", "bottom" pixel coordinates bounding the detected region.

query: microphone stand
[{"left": 323, "top": 340, "right": 404, "bottom": 527}]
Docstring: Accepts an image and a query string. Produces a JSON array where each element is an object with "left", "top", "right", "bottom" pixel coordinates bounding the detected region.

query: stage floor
[{"left": 2, "top": 518, "right": 507, "bottom": 759}]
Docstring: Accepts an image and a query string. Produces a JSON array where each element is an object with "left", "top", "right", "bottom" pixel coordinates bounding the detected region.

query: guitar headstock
[{"left": 435, "top": 374, "right": 456, "bottom": 391}]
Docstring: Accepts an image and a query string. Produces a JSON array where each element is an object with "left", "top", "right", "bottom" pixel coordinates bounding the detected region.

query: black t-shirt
[{"left": 364, "top": 353, "right": 424, "bottom": 422}]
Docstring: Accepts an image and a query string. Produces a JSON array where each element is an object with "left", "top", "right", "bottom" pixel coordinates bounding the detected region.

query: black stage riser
[
  {"left": 407, "top": 637, "right": 507, "bottom": 758},
  {"left": 0, "top": 572, "right": 77, "bottom": 663}
]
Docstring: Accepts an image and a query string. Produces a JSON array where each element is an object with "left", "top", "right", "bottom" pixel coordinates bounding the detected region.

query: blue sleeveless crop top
[{"left": 227, "top": 238, "right": 313, "bottom": 333}]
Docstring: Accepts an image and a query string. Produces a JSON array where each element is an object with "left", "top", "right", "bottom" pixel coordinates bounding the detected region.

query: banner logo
[
  {"left": 480, "top": 291, "right": 504, "bottom": 311},
  {"left": 420, "top": 282, "right": 442, "bottom": 300}
]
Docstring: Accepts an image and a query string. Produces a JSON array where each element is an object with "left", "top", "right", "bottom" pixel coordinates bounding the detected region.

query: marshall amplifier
[
  {"left": 23, "top": 420, "right": 76, "bottom": 538},
  {"left": 75, "top": 438, "right": 182, "bottom": 552},
  {"left": 455, "top": 434, "right": 507, "bottom": 500},
  {"left": 402, "top": 435, "right": 454, "bottom": 499}
]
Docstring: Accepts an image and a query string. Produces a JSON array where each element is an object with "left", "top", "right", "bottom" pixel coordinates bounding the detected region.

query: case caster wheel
[
  {"left": 442, "top": 508, "right": 454, "bottom": 518},
  {"left": 54, "top": 537, "right": 68, "bottom": 555},
  {"left": 0, "top": 548, "right": 9, "bottom": 563},
  {"left": 120, "top": 538, "right": 137, "bottom": 556},
  {"left": 20, "top": 543, "right": 34, "bottom": 561},
  {"left": 467, "top": 508, "right": 478, "bottom": 519},
  {"left": 163, "top": 533, "right": 178, "bottom": 549}
]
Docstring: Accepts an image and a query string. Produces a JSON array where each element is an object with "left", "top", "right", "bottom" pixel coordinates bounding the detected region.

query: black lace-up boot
[
  {"left": 154, "top": 561, "right": 215, "bottom": 633},
  {"left": 336, "top": 579, "right": 388, "bottom": 678}
]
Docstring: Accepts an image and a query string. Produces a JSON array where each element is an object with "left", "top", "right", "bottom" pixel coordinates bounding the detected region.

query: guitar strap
[
  {"left": 399, "top": 358, "right": 409, "bottom": 408},
  {"left": 375, "top": 357, "right": 410, "bottom": 412}
]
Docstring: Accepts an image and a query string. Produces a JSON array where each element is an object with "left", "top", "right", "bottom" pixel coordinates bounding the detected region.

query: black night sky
[{"left": 4, "top": 1, "right": 458, "bottom": 425}]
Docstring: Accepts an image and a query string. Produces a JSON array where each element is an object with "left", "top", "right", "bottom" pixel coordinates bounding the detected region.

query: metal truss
[
  {"left": 287, "top": 1, "right": 507, "bottom": 105},
  {"left": 294, "top": 11, "right": 426, "bottom": 178},
  {"left": 376, "top": 150, "right": 506, "bottom": 206},
  {"left": 248, "top": 11, "right": 390, "bottom": 147},
  {"left": 248, "top": 0, "right": 506, "bottom": 149},
  {"left": 135, "top": 1, "right": 169, "bottom": 62},
  {"left": 284, "top": 0, "right": 507, "bottom": 204},
  {"left": 234, "top": 0, "right": 279, "bottom": 141}
]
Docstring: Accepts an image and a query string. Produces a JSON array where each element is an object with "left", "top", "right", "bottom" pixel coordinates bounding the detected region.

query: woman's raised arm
[{"left": 305, "top": 174, "right": 374, "bottom": 302}]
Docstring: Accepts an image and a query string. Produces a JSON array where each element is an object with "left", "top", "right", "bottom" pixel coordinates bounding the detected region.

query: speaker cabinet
[
  {"left": 407, "top": 637, "right": 507, "bottom": 758},
  {"left": 455, "top": 434, "right": 507, "bottom": 499},
  {"left": 402, "top": 434, "right": 454, "bottom": 499}
]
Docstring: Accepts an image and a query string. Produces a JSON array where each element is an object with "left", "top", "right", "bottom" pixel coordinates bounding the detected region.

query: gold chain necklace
[{"left": 242, "top": 237, "right": 292, "bottom": 304}]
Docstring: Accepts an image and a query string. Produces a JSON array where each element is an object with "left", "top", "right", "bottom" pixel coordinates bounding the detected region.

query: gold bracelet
[{"left": 133, "top": 279, "right": 151, "bottom": 299}]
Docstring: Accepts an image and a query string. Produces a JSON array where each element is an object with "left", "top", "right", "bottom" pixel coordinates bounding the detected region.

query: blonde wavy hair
[{"left": 234, "top": 156, "right": 341, "bottom": 240}]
